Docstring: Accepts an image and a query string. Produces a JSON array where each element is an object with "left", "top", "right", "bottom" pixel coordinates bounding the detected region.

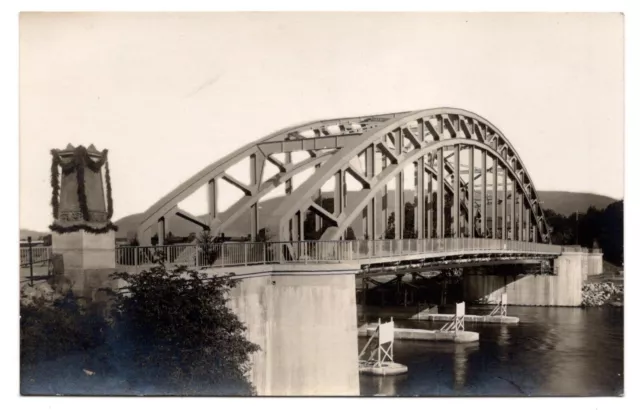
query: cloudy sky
[{"left": 19, "top": 12, "right": 624, "bottom": 231}]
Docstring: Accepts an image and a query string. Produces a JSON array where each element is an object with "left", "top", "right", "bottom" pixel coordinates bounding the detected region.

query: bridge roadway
[{"left": 114, "top": 238, "right": 563, "bottom": 277}]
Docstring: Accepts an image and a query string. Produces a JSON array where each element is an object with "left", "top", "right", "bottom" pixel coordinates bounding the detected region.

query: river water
[{"left": 358, "top": 305, "right": 624, "bottom": 397}]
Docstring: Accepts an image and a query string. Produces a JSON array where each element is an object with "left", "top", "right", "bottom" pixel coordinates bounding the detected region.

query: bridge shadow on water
[{"left": 358, "top": 306, "right": 624, "bottom": 397}]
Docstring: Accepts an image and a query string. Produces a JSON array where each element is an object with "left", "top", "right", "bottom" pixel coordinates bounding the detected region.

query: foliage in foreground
[
  {"left": 20, "top": 290, "right": 107, "bottom": 369},
  {"left": 107, "top": 263, "right": 260, "bottom": 395},
  {"left": 20, "top": 262, "right": 260, "bottom": 396}
]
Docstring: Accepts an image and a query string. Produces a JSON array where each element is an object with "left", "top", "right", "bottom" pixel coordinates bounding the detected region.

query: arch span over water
[{"left": 136, "top": 108, "right": 551, "bottom": 245}]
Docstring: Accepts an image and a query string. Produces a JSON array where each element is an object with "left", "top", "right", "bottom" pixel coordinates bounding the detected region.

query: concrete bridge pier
[
  {"left": 225, "top": 266, "right": 361, "bottom": 396},
  {"left": 462, "top": 251, "right": 603, "bottom": 307}
]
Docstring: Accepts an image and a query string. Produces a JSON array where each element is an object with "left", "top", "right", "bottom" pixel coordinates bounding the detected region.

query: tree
[
  {"left": 197, "top": 229, "right": 218, "bottom": 265},
  {"left": 543, "top": 201, "right": 623, "bottom": 266},
  {"left": 385, "top": 212, "right": 395, "bottom": 239},
  {"left": 403, "top": 202, "right": 417, "bottom": 239},
  {"left": 385, "top": 201, "right": 433, "bottom": 239},
  {"left": 344, "top": 227, "right": 356, "bottom": 240},
  {"left": 256, "top": 227, "right": 273, "bottom": 242},
  {"left": 600, "top": 201, "right": 623, "bottom": 266},
  {"left": 107, "top": 264, "right": 260, "bottom": 395}
]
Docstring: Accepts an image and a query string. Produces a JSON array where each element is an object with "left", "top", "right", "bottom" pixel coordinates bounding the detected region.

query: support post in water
[
  {"left": 358, "top": 317, "right": 407, "bottom": 376},
  {"left": 441, "top": 302, "right": 465, "bottom": 333},
  {"left": 490, "top": 293, "right": 508, "bottom": 317}
]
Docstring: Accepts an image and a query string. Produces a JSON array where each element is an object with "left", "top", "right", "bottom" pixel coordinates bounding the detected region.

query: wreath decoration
[
  {"left": 49, "top": 146, "right": 117, "bottom": 234},
  {"left": 49, "top": 221, "right": 119, "bottom": 234}
]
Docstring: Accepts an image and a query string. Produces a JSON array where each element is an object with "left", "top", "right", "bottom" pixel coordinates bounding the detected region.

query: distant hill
[
  {"left": 111, "top": 190, "right": 618, "bottom": 241},
  {"left": 19, "top": 229, "right": 49, "bottom": 241},
  {"left": 536, "top": 191, "right": 617, "bottom": 216}
]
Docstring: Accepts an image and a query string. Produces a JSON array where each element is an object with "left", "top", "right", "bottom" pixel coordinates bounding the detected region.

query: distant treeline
[
  {"left": 302, "top": 196, "right": 624, "bottom": 267},
  {"left": 544, "top": 200, "right": 623, "bottom": 266}
]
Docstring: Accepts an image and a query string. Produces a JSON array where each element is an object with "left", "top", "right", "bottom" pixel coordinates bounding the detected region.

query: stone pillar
[
  {"left": 52, "top": 230, "right": 116, "bottom": 301},
  {"left": 49, "top": 144, "right": 118, "bottom": 301}
]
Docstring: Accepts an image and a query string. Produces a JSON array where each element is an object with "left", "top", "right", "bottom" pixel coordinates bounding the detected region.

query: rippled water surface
[{"left": 358, "top": 306, "right": 623, "bottom": 396}]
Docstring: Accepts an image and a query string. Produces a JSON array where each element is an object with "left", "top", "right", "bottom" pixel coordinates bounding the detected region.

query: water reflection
[
  {"left": 496, "top": 325, "right": 510, "bottom": 362},
  {"left": 372, "top": 374, "right": 406, "bottom": 396},
  {"left": 452, "top": 342, "right": 479, "bottom": 391},
  {"left": 359, "top": 306, "right": 623, "bottom": 396}
]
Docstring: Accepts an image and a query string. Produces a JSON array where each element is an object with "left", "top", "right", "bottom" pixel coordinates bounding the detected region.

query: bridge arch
[
  {"left": 272, "top": 108, "right": 551, "bottom": 243},
  {"left": 136, "top": 107, "right": 551, "bottom": 245},
  {"left": 136, "top": 111, "right": 410, "bottom": 244}
]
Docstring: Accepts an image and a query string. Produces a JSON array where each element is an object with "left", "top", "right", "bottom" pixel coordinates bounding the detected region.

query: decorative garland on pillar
[
  {"left": 105, "top": 157, "right": 114, "bottom": 220},
  {"left": 49, "top": 221, "right": 119, "bottom": 234},
  {"left": 75, "top": 147, "right": 89, "bottom": 221},
  {"left": 49, "top": 146, "right": 117, "bottom": 234},
  {"left": 50, "top": 149, "right": 61, "bottom": 219}
]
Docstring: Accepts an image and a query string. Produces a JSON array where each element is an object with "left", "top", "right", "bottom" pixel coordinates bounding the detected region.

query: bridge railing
[
  {"left": 113, "top": 238, "right": 563, "bottom": 270},
  {"left": 20, "top": 246, "right": 52, "bottom": 266}
]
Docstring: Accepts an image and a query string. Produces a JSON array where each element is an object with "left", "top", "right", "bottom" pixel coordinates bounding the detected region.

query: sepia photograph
[{"left": 15, "top": 8, "right": 627, "bottom": 400}]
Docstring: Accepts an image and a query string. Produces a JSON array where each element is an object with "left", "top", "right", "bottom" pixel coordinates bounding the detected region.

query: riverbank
[{"left": 582, "top": 280, "right": 624, "bottom": 307}]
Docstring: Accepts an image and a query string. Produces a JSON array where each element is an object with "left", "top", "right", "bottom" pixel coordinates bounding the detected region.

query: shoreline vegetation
[{"left": 582, "top": 278, "right": 624, "bottom": 308}]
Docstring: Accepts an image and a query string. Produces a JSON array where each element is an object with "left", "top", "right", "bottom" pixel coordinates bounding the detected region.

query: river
[{"left": 358, "top": 305, "right": 624, "bottom": 396}]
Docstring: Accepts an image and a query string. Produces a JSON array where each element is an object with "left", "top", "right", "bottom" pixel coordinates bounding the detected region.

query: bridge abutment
[
  {"left": 227, "top": 268, "right": 360, "bottom": 396},
  {"left": 586, "top": 253, "right": 604, "bottom": 277},
  {"left": 463, "top": 252, "right": 597, "bottom": 307}
]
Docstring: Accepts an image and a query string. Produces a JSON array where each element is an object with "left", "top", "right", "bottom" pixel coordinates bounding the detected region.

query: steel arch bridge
[{"left": 136, "top": 108, "right": 552, "bottom": 246}]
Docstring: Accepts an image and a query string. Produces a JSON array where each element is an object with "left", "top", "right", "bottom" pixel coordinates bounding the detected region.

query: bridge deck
[
  {"left": 113, "top": 238, "right": 563, "bottom": 273},
  {"left": 22, "top": 238, "right": 573, "bottom": 276}
]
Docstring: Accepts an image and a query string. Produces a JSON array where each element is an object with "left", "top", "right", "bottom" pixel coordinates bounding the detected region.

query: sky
[{"left": 19, "top": 12, "right": 624, "bottom": 232}]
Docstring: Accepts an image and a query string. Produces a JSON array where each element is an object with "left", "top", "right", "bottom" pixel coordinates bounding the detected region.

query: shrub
[
  {"left": 20, "top": 289, "right": 110, "bottom": 394},
  {"left": 107, "top": 263, "right": 260, "bottom": 395},
  {"left": 21, "top": 290, "right": 108, "bottom": 368},
  {"left": 21, "top": 262, "right": 261, "bottom": 396},
  {"left": 197, "top": 229, "right": 218, "bottom": 265}
]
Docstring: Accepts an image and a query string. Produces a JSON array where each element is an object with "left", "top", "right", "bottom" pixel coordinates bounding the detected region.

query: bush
[
  {"left": 21, "top": 262, "right": 260, "bottom": 396},
  {"left": 21, "top": 291, "right": 107, "bottom": 368},
  {"left": 197, "top": 230, "right": 219, "bottom": 265},
  {"left": 20, "top": 289, "right": 109, "bottom": 394},
  {"left": 107, "top": 263, "right": 260, "bottom": 395}
]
